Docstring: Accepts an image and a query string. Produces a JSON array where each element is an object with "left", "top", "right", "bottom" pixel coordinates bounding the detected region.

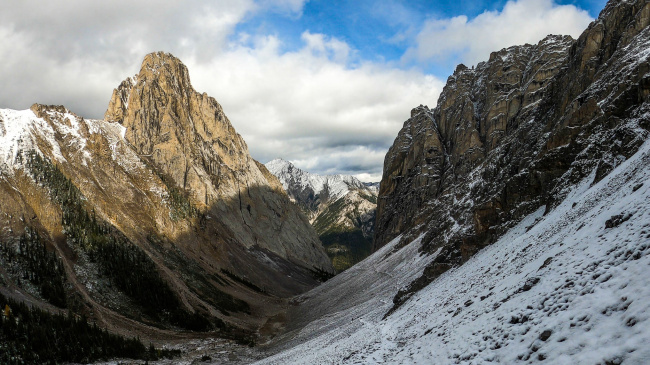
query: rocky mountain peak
[
  {"left": 104, "top": 76, "right": 137, "bottom": 124},
  {"left": 375, "top": 30, "right": 581, "bottom": 250},
  {"left": 109, "top": 53, "right": 332, "bottom": 275},
  {"left": 134, "top": 52, "right": 195, "bottom": 108},
  {"left": 140, "top": 51, "right": 190, "bottom": 78},
  {"left": 30, "top": 103, "right": 71, "bottom": 118},
  {"left": 266, "top": 158, "right": 297, "bottom": 175},
  {"left": 104, "top": 52, "right": 251, "bottom": 207},
  {"left": 410, "top": 104, "right": 430, "bottom": 117},
  {"left": 374, "top": 0, "right": 650, "bottom": 316},
  {"left": 105, "top": 52, "right": 193, "bottom": 125}
]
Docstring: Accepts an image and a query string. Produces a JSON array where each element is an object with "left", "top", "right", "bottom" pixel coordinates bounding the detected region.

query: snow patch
[{"left": 0, "top": 108, "right": 66, "bottom": 171}]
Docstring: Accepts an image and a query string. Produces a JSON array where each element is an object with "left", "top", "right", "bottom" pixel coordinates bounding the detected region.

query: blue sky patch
[{"left": 234, "top": 0, "right": 606, "bottom": 78}]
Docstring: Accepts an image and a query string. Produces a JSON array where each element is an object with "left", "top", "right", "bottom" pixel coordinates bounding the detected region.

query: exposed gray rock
[{"left": 376, "top": 0, "right": 650, "bottom": 314}]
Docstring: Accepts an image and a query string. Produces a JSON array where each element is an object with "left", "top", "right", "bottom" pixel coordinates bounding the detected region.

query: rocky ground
[
  {"left": 70, "top": 338, "right": 264, "bottom": 365},
  {"left": 253, "top": 139, "right": 650, "bottom": 364}
]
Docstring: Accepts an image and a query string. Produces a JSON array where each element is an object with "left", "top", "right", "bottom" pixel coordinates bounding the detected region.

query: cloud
[
  {"left": 294, "top": 145, "right": 388, "bottom": 182},
  {"left": 0, "top": 0, "right": 596, "bottom": 182},
  {"left": 258, "top": 0, "right": 306, "bottom": 15},
  {"left": 1, "top": 1, "right": 256, "bottom": 62},
  {"left": 404, "top": 0, "right": 593, "bottom": 67},
  {"left": 301, "top": 32, "right": 353, "bottom": 64},
  {"left": 0, "top": 0, "right": 304, "bottom": 115},
  {"left": 0, "top": 1, "right": 440, "bottom": 182},
  {"left": 186, "top": 32, "right": 442, "bottom": 181}
]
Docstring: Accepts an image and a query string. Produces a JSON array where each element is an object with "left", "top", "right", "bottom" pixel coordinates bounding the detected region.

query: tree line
[
  {"left": 25, "top": 151, "right": 212, "bottom": 331},
  {"left": 0, "top": 291, "right": 183, "bottom": 364},
  {"left": 1, "top": 227, "right": 67, "bottom": 308}
]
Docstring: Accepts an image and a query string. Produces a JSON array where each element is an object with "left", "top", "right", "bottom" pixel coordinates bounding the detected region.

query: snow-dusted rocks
[
  {"left": 374, "top": 0, "right": 650, "bottom": 316},
  {"left": 0, "top": 108, "right": 65, "bottom": 169},
  {"left": 265, "top": 158, "right": 370, "bottom": 212},
  {"left": 258, "top": 139, "right": 650, "bottom": 364}
]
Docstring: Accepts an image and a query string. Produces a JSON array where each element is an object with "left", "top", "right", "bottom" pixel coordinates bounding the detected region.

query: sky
[{"left": 0, "top": 0, "right": 606, "bottom": 181}]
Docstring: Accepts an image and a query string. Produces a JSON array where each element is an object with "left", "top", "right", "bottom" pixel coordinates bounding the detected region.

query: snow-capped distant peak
[
  {"left": 363, "top": 182, "right": 380, "bottom": 193},
  {"left": 265, "top": 158, "right": 372, "bottom": 201}
]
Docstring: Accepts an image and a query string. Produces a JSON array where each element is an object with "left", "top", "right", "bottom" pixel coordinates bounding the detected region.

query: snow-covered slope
[
  {"left": 257, "top": 140, "right": 650, "bottom": 364},
  {"left": 0, "top": 107, "right": 141, "bottom": 173},
  {"left": 0, "top": 108, "right": 79, "bottom": 169}
]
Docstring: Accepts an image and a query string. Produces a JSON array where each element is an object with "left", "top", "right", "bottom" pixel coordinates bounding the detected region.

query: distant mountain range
[{"left": 265, "top": 159, "right": 377, "bottom": 272}]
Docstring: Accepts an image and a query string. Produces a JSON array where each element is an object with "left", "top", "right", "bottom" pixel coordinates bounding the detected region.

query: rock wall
[{"left": 375, "top": 0, "right": 650, "bottom": 313}]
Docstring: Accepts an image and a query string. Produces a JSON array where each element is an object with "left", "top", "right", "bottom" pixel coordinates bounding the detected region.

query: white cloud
[
  {"left": 290, "top": 145, "right": 388, "bottom": 182},
  {"left": 1, "top": 0, "right": 595, "bottom": 181},
  {"left": 404, "top": 0, "right": 593, "bottom": 67},
  {"left": 0, "top": 1, "right": 440, "bottom": 182},
  {"left": 0, "top": 0, "right": 265, "bottom": 114},
  {"left": 186, "top": 33, "right": 442, "bottom": 180},
  {"left": 301, "top": 32, "right": 353, "bottom": 64}
]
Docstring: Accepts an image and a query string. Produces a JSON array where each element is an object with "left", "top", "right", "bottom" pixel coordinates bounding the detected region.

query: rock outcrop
[
  {"left": 105, "top": 53, "right": 332, "bottom": 273},
  {"left": 375, "top": 0, "right": 650, "bottom": 313}
]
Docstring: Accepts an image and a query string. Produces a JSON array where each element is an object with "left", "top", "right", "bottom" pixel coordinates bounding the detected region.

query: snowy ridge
[
  {"left": 266, "top": 158, "right": 378, "bottom": 272},
  {"left": 258, "top": 141, "right": 650, "bottom": 364},
  {"left": 0, "top": 108, "right": 66, "bottom": 170},
  {"left": 0, "top": 107, "right": 149, "bottom": 183},
  {"left": 363, "top": 182, "right": 379, "bottom": 193},
  {"left": 265, "top": 158, "right": 371, "bottom": 200}
]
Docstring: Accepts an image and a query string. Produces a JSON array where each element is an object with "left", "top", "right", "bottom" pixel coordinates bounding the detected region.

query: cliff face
[
  {"left": 105, "top": 53, "right": 332, "bottom": 273},
  {"left": 0, "top": 52, "right": 332, "bottom": 340},
  {"left": 375, "top": 0, "right": 650, "bottom": 312},
  {"left": 376, "top": 34, "right": 576, "bottom": 250}
]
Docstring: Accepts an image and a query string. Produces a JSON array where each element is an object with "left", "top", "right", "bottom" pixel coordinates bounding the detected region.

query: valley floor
[
  {"left": 252, "top": 140, "right": 650, "bottom": 364},
  {"left": 73, "top": 338, "right": 264, "bottom": 365},
  {"left": 96, "top": 141, "right": 650, "bottom": 364}
]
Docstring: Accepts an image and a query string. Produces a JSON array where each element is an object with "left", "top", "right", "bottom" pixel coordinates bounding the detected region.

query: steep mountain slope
[
  {"left": 265, "top": 159, "right": 377, "bottom": 272},
  {"left": 105, "top": 54, "right": 332, "bottom": 276},
  {"left": 0, "top": 53, "right": 333, "bottom": 343},
  {"left": 257, "top": 139, "right": 650, "bottom": 364},
  {"left": 374, "top": 0, "right": 650, "bottom": 313},
  {"left": 247, "top": 0, "right": 650, "bottom": 363}
]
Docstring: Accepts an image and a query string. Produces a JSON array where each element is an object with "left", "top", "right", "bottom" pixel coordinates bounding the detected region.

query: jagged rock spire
[{"left": 106, "top": 52, "right": 334, "bottom": 276}]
